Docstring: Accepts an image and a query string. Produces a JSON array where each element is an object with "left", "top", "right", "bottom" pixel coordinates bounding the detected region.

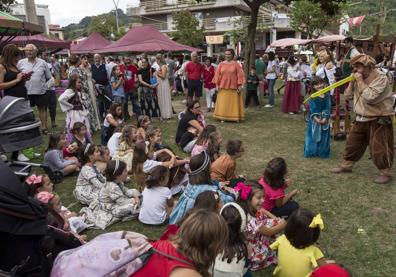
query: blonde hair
[{"left": 172, "top": 209, "right": 228, "bottom": 276}]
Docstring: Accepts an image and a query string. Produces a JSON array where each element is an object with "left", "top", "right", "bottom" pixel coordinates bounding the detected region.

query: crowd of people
[{"left": 0, "top": 35, "right": 394, "bottom": 276}]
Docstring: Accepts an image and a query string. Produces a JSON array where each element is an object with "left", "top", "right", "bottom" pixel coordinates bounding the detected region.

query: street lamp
[{"left": 112, "top": 0, "right": 120, "bottom": 33}]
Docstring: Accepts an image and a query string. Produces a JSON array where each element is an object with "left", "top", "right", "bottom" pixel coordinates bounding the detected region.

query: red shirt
[
  {"left": 185, "top": 61, "right": 204, "bottom": 81},
  {"left": 119, "top": 64, "right": 138, "bottom": 93},
  {"left": 203, "top": 65, "right": 216, "bottom": 89},
  {"left": 132, "top": 240, "right": 195, "bottom": 277}
]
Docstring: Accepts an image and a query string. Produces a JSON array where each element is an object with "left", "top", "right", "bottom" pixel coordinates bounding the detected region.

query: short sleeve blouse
[{"left": 259, "top": 177, "right": 285, "bottom": 211}]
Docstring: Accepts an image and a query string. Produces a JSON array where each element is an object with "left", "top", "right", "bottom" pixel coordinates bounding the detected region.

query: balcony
[
  {"left": 127, "top": 0, "right": 248, "bottom": 16},
  {"left": 147, "top": 15, "right": 274, "bottom": 33}
]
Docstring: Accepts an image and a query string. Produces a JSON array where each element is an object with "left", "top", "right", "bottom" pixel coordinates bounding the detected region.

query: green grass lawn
[{"left": 29, "top": 93, "right": 395, "bottom": 277}]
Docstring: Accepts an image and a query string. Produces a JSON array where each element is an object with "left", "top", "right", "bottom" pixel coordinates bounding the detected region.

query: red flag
[{"left": 347, "top": 16, "right": 365, "bottom": 27}]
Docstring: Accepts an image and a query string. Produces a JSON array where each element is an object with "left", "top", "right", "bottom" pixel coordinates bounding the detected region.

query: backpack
[{"left": 50, "top": 231, "right": 194, "bottom": 277}]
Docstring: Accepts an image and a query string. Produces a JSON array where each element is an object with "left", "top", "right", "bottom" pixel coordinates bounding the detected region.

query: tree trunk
[{"left": 243, "top": 4, "right": 260, "bottom": 80}]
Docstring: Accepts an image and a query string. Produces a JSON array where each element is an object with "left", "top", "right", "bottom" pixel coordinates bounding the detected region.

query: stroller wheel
[{"left": 49, "top": 171, "right": 63, "bottom": 184}]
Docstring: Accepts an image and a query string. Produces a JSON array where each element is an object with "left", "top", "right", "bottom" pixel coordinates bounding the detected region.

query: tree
[
  {"left": 172, "top": 10, "right": 204, "bottom": 47},
  {"left": 88, "top": 14, "right": 117, "bottom": 40},
  {"left": 242, "top": 0, "right": 346, "bottom": 79},
  {"left": 0, "top": 0, "right": 17, "bottom": 13},
  {"left": 289, "top": 0, "right": 341, "bottom": 39}
]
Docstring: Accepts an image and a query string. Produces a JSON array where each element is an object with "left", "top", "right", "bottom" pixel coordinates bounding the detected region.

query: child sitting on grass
[
  {"left": 94, "top": 146, "right": 111, "bottom": 174},
  {"left": 80, "top": 160, "right": 140, "bottom": 230},
  {"left": 139, "top": 165, "right": 174, "bottom": 225},
  {"left": 136, "top": 115, "right": 151, "bottom": 142},
  {"left": 74, "top": 144, "right": 106, "bottom": 205},
  {"left": 236, "top": 182, "right": 286, "bottom": 271},
  {"left": 270, "top": 208, "right": 334, "bottom": 277},
  {"left": 211, "top": 139, "right": 244, "bottom": 182},
  {"left": 259, "top": 157, "right": 299, "bottom": 218},
  {"left": 112, "top": 125, "right": 137, "bottom": 172},
  {"left": 44, "top": 133, "right": 80, "bottom": 176},
  {"left": 25, "top": 174, "right": 54, "bottom": 196}
]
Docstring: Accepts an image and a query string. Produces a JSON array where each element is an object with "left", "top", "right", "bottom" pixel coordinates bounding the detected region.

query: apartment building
[
  {"left": 11, "top": 3, "right": 51, "bottom": 34},
  {"left": 127, "top": 0, "right": 299, "bottom": 55}
]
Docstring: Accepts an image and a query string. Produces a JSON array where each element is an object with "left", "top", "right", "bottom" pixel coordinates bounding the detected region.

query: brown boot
[
  {"left": 374, "top": 175, "right": 392, "bottom": 184},
  {"left": 330, "top": 167, "right": 352, "bottom": 174}
]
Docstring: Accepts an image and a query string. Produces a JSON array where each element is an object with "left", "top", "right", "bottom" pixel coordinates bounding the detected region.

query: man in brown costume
[{"left": 331, "top": 54, "right": 394, "bottom": 184}]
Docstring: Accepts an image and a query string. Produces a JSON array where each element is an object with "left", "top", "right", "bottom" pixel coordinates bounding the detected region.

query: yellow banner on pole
[{"left": 304, "top": 75, "right": 355, "bottom": 104}]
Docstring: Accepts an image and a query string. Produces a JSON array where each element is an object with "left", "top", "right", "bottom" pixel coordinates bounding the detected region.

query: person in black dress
[
  {"left": 137, "top": 58, "right": 161, "bottom": 119},
  {"left": 0, "top": 44, "right": 29, "bottom": 161},
  {"left": 0, "top": 44, "right": 28, "bottom": 100}
]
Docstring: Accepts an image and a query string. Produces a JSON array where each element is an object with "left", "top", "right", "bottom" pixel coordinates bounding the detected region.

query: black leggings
[{"left": 47, "top": 90, "right": 57, "bottom": 122}]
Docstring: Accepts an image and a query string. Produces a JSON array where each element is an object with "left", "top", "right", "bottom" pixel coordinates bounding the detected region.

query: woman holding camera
[{"left": 0, "top": 44, "right": 28, "bottom": 100}]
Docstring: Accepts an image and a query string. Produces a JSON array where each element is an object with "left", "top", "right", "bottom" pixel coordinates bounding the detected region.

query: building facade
[
  {"left": 127, "top": 0, "right": 298, "bottom": 56},
  {"left": 49, "top": 24, "right": 65, "bottom": 40},
  {"left": 10, "top": 3, "right": 51, "bottom": 34}
]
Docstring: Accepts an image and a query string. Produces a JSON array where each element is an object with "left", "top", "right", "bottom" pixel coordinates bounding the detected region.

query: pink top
[
  {"left": 212, "top": 61, "right": 245, "bottom": 90},
  {"left": 258, "top": 177, "right": 285, "bottom": 211},
  {"left": 191, "top": 143, "right": 208, "bottom": 157}
]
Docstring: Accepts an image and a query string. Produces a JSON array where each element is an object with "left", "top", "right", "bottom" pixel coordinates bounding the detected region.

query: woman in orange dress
[{"left": 212, "top": 49, "right": 245, "bottom": 122}]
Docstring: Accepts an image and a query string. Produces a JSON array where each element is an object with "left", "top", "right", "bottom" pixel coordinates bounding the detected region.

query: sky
[{"left": 17, "top": 0, "right": 139, "bottom": 26}]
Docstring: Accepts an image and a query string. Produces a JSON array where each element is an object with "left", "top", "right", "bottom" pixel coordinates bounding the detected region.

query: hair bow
[
  {"left": 234, "top": 182, "right": 252, "bottom": 201},
  {"left": 26, "top": 174, "right": 42, "bottom": 185},
  {"left": 309, "top": 214, "right": 324, "bottom": 230},
  {"left": 36, "top": 191, "right": 54, "bottom": 204}
]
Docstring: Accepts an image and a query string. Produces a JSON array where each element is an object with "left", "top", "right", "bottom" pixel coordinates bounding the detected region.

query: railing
[
  {"left": 142, "top": 0, "right": 216, "bottom": 11},
  {"left": 202, "top": 18, "right": 216, "bottom": 30},
  {"left": 147, "top": 22, "right": 169, "bottom": 31}
]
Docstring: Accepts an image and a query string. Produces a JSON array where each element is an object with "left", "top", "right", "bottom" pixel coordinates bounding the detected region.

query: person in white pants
[{"left": 203, "top": 57, "right": 216, "bottom": 112}]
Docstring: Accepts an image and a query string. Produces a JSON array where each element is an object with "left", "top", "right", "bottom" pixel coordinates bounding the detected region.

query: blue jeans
[
  {"left": 267, "top": 78, "right": 277, "bottom": 106},
  {"left": 126, "top": 91, "right": 142, "bottom": 119},
  {"left": 271, "top": 200, "right": 299, "bottom": 218}
]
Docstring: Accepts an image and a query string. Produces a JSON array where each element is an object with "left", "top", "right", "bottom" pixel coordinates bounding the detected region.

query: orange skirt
[{"left": 213, "top": 89, "right": 245, "bottom": 122}]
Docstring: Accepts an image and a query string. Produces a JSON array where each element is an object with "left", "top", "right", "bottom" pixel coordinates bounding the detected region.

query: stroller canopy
[
  {"left": 0, "top": 96, "right": 42, "bottom": 152},
  {"left": 0, "top": 159, "right": 48, "bottom": 235},
  {"left": 0, "top": 96, "right": 36, "bottom": 130}
]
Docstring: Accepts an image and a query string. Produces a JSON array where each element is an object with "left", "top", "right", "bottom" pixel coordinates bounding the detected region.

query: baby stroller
[
  {"left": 0, "top": 96, "right": 63, "bottom": 183},
  {"left": 0, "top": 159, "right": 50, "bottom": 276}
]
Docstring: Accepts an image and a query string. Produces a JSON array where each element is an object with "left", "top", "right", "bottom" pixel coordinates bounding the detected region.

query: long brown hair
[
  {"left": 120, "top": 125, "right": 136, "bottom": 147},
  {"left": 188, "top": 151, "right": 211, "bottom": 185},
  {"left": 0, "top": 44, "right": 21, "bottom": 69},
  {"left": 172, "top": 209, "right": 228, "bottom": 277},
  {"left": 195, "top": 124, "right": 216, "bottom": 145}
]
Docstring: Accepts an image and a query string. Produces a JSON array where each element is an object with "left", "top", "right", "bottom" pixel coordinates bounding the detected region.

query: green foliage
[
  {"left": 290, "top": 0, "right": 342, "bottom": 38},
  {"left": 284, "top": 0, "right": 346, "bottom": 16},
  {"left": 88, "top": 14, "right": 117, "bottom": 40},
  {"left": 64, "top": 9, "right": 129, "bottom": 40},
  {"left": 172, "top": 10, "right": 204, "bottom": 47},
  {"left": 0, "top": 0, "right": 16, "bottom": 13},
  {"left": 346, "top": 0, "right": 396, "bottom": 36}
]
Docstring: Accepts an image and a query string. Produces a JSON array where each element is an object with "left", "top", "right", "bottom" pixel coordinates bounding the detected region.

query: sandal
[{"left": 41, "top": 129, "right": 49, "bottom": 135}]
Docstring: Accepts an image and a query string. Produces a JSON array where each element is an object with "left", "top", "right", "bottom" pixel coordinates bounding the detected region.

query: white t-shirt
[
  {"left": 139, "top": 186, "right": 172, "bottom": 225},
  {"left": 266, "top": 60, "right": 277, "bottom": 80},
  {"left": 107, "top": 132, "right": 122, "bottom": 157},
  {"left": 143, "top": 159, "right": 163, "bottom": 173}
]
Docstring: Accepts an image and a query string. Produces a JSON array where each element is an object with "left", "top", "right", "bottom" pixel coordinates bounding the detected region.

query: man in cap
[{"left": 331, "top": 54, "right": 394, "bottom": 184}]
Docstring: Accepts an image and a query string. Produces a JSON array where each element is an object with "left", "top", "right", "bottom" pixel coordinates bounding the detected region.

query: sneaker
[
  {"left": 17, "top": 153, "right": 30, "bottom": 162},
  {"left": 182, "top": 99, "right": 187, "bottom": 104},
  {"left": 34, "top": 153, "right": 41, "bottom": 158},
  {"left": 1, "top": 154, "right": 7, "bottom": 161},
  {"left": 264, "top": 104, "right": 273, "bottom": 108},
  {"left": 289, "top": 112, "right": 295, "bottom": 115}
]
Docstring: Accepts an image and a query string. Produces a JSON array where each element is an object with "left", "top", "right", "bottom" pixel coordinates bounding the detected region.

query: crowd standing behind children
[{"left": 2, "top": 48, "right": 366, "bottom": 277}]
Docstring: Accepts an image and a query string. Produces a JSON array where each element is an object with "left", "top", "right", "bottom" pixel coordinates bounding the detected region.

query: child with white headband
[
  {"left": 80, "top": 160, "right": 140, "bottom": 230},
  {"left": 212, "top": 202, "right": 249, "bottom": 277},
  {"left": 74, "top": 144, "right": 106, "bottom": 205}
]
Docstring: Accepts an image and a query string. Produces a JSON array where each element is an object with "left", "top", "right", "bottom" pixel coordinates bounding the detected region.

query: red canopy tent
[
  {"left": 97, "top": 26, "right": 202, "bottom": 54},
  {"left": 71, "top": 32, "right": 111, "bottom": 54},
  {"left": 9, "top": 34, "right": 70, "bottom": 49}
]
